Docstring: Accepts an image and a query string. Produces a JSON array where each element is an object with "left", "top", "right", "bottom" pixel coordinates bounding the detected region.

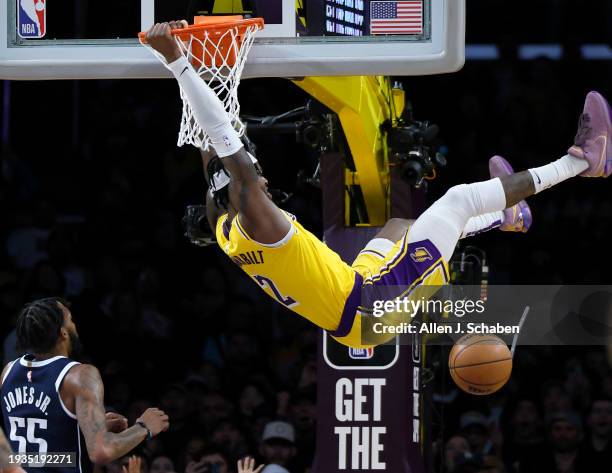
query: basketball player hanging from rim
[{"left": 146, "top": 21, "right": 611, "bottom": 349}]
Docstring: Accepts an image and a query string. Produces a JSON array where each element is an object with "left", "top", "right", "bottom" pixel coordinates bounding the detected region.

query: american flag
[{"left": 370, "top": 1, "right": 423, "bottom": 35}]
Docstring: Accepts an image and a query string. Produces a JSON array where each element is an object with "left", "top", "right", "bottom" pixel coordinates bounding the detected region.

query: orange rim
[{"left": 138, "top": 17, "right": 264, "bottom": 44}]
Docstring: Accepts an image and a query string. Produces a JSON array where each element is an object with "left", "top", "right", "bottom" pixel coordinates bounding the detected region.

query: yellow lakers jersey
[
  {"left": 216, "top": 213, "right": 449, "bottom": 348},
  {"left": 215, "top": 212, "right": 360, "bottom": 332}
]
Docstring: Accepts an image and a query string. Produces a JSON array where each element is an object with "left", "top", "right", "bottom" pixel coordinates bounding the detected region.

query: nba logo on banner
[
  {"left": 348, "top": 347, "right": 375, "bottom": 360},
  {"left": 17, "top": 0, "right": 46, "bottom": 38}
]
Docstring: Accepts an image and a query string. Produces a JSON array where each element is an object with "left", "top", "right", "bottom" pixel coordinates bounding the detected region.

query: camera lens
[{"left": 401, "top": 160, "right": 424, "bottom": 186}]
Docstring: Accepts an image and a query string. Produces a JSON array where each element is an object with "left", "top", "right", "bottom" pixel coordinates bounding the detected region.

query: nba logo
[
  {"left": 17, "top": 0, "right": 46, "bottom": 38},
  {"left": 348, "top": 347, "right": 375, "bottom": 360}
]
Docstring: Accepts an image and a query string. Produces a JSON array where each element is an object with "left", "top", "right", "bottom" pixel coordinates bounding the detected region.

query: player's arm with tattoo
[{"left": 63, "top": 365, "right": 169, "bottom": 465}]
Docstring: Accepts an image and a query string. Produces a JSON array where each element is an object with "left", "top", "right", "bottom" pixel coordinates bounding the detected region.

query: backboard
[{"left": 1, "top": 0, "right": 465, "bottom": 80}]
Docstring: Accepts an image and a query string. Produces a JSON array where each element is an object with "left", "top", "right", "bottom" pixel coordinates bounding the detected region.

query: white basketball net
[{"left": 146, "top": 22, "right": 262, "bottom": 150}]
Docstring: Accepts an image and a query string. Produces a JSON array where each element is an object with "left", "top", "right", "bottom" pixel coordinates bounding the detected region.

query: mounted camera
[
  {"left": 243, "top": 100, "right": 332, "bottom": 152},
  {"left": 182, "top": 205, "right": 216, "bottom": 247},
  {"left": 384, "top": 103, "right": 447, "bottom": 189}
]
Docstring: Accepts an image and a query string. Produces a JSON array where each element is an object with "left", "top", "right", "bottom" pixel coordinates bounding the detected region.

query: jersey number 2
[
  {"left": 8, "top": 416, "right": 48, "bottom": 453},
  {"left": 253, "top": 275, "right": 298, "bottom": 308}
]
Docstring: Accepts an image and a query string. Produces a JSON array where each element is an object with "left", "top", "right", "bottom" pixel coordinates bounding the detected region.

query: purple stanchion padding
[{"left": 312, "top": 152, "right": 428, "bottom": 473}]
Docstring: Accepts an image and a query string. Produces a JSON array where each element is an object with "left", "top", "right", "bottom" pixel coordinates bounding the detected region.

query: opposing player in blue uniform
[{"left": 1, "top": 298, "right": 170, "bottom": 472}]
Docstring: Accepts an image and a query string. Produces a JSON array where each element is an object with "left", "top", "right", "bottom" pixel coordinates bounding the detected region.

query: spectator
[
  {"left": 193, "top": 363, "right": 223, "bottom": 392},
  {"left": 287, "top": 387, "right": 316, "bottom": 473},
  {"left": 185, "top": 447, "right": 230, "bottom": 473},
  {"left": 443, "top": 435, "right": 473, "bottom": 473},
  {"left": 158, "top": 384, "right": 195, "bottom": 457},
  {"left": 542, "top": 382, "right": 573, "bottom": 417},
  {"left": 211, "top": 417, "right": 250, "bottom": 460},
  {"left": 5, "top": 203, "right": 54, "bottom": 270},
  {"left": 259, "top": 421, "right": 297, "bottom": 471},
  {"left": 520, "top": 411, "right": 583, "bottom": 473},
  {"left": 239, "top": 378, "right": 277, "bottom": 420},
  {"left": 460, "top": 411, "right": 491, "bottom": 457},
  {"left": 502, "top": 398, "right": 544, "bottom": 470},
  {"left": 198, "top": 391, "right": 235, "bottom": 432},
  {"left": 576, "top": 397, "right": 612, "bottom": 471},
  {"left": 178, "top": 437, "right": 208, "bottom": 471}
]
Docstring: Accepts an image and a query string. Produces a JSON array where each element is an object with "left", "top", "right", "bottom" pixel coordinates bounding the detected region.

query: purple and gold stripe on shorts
[
  {"left": 328, "top": 272, "right": 363, "bottom": 338},
  {"left": 366, "top": 238, "right": 447, "bottom": 287}
]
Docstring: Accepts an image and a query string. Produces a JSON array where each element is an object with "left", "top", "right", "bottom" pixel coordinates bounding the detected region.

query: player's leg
[
  {"left": 406, "top": 169, "right": 534, "bottom": 260},
  {"left": 365, "top": 210, "right": 514, "bottom": 244},
  {"left": 350, "top": 219, "right": 415, "bottom": 279},
  {"left": 409, "top": 90, "right": 611, "bottom": 261},
  {"left": 460, "top": 212, "right": 504, "bottom": 238},
  {"left": 371, "top": 218, "right": 413, "bottom": 246},
  {"left": 146, "top": 22, "right": 290, "bottom": 245},
  {"left": 358, "top": 155, "right": 533, "bottom": 262},
  {"left": 487, "top": 155, "right": 532, "bottom": 233},
  {"left": 354, "top": 204, "right": 514, "bottom": 278},
  {"left": 462, "top": 155, "right": 534, "bottom": 237}
]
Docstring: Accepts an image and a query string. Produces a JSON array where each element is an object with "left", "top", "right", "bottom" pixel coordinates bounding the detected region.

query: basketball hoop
[{"left": 139, "top": 16, "right": 264, "bottom": 150}]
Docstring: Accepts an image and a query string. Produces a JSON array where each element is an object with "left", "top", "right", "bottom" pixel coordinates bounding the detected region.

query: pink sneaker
[
  {"left": 568, "top": 91, "right": 612, "bottom": 177},
  {"left": 489, "top": 155, "right": 533, "bottom": 233}
]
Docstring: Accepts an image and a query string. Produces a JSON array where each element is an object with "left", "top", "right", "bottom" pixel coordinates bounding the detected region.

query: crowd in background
[{"left": 1, "top": 2, "right": 612, "bottom": 472}]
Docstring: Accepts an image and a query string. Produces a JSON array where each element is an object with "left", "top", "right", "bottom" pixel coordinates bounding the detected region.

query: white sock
[
  {"left": 528, "top": 154, "right": 588, "bottom": 194},
  {"left": 167, "top": 56, "right": 243, "bottom": 157},
  {"left": 461, "top": 212, "right": 504, "bottom": 238}
]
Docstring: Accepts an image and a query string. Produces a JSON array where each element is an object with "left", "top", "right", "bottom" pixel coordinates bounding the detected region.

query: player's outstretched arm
[
  {"left": 64, "top": 365, "right": 169, "bottom": 465},
  {"left": 147, "top": 22, "right": 290, "bottom": 244}
]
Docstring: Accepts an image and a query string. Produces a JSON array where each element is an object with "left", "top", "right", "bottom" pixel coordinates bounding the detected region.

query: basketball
[{"left": 449, "top": 334, "right": 513, "bottom": 395}]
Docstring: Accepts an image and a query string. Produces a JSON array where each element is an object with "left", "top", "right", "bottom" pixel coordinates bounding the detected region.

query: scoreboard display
[
  {"left": 323, "top": 0, "right": 367, "bottom": 36},
  {"left": 190, "top": 0, "right": 428, "bottom": 39},
  {"left": 29, "top": 0, "right": 428, "bottom": 40},
  {"left": 290, "top": 0, "right": 426, "bottom": 38}
]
